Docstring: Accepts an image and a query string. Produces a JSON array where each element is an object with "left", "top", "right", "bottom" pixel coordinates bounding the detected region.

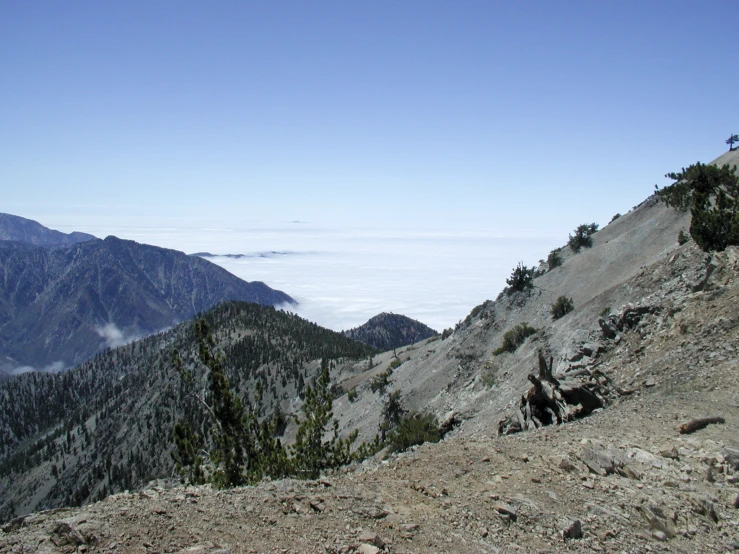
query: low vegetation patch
[
  {"left": 505, "top": 262, "right": 535, "bottom": 295},
  {"left": 387, "top": 412, "right": 441, "bottom": 453},
  {"left": 547, "top": 248, "right": 562, "bottom": 270},
  {"left": 481, "top": 361, "right": 499, "bottom": 388},
  {"left": 370, "top": 368, "right": 392, "bottom": 393},
  {"left": 347, "top": 387, "right": 358, "bottom": 402},
  {"left": 550, "top": 296, "right": 574, "bottom": 320},
  {"left": 568, "top": 223, "right": 599, "bottom": 252},
  {"left": 493, "top": 322, "right": 537, "bottom": 355}
]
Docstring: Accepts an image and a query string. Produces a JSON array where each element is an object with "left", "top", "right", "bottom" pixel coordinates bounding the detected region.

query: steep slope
[
  {"left": 0, "top": 236, "right": 295, "bottom": 372},
  {"left": 327, "top": 147, "right": 739, "bottom": 442},
  {"left": 342, "top": 312, "right": 438, "bottom": 351},
  {"left": 0, "top": 301, "right": 375, "bottom": 520},
  {"left": 0, "top": 213, "right": 96, "bottom": 247}
]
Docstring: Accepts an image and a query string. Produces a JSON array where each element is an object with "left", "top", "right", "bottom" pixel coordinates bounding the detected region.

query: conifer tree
[{"left": 658, "top": 162, "right": 739, "bottom": 251}]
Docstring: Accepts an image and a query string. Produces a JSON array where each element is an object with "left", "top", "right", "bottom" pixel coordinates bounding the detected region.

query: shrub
[
  {"left": 568, "top": 223, "right": 599, "bottom": 252},
  {"left": 599, "top": 306, "right": 611, "bottom": 317},
  {"left": 678, "top": 230, "right": 690, "bottom": 245},
  {"left": 505, "top": 262, "right": 535, "bottom": 295},
  {"left": 610, "top": 213, "right": 621, "bottom": 223},
  {"left": 550, "top": 296, "right": 574, "bottom": 320},
  {"left": 493, "top": 322, "right": 537, "bottom": 355},
  {"left": 370, "top": 368, "right": 392, "bottom": 393},
  {"left": 387, "top": 412, "right": 441, "bottom": 453},
  {"left": 658, "top": 162, "right": 739, "bottom": 252},
  {"left": 347, "top": 387, "right": 358, "bottom": 402},
  {"left": 547, "top": 249, "right": 562, "bottom": 270},
  {"left": 481, "top": 361, "right": 498, "bottom": 388},
  {"left": 379, "top": 390, "right": 407, "bottom": 440}
]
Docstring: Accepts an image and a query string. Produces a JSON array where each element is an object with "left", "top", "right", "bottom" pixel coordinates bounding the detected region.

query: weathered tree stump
[{"left": 498, "top": 349, "right": 607, "bottom": 436}]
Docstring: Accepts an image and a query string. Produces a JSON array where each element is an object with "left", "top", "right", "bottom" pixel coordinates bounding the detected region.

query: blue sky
[{"left": 1, "top": 1, "right": 737, "bottom": 235}]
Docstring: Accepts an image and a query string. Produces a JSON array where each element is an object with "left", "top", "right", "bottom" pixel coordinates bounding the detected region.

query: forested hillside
[{"left": 0, "top": 301, "right": 375, "bottom": 521}]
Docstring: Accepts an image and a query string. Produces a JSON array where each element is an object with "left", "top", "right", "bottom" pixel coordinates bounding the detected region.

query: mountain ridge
[
  {"left": 0, "top": 235, "right": 295, "bottom": 373},
  {"left": 0, "top": 213, "right": 96, "bottom": 248}
]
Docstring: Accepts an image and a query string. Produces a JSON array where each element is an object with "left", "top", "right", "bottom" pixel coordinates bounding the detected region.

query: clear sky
[{"left": 1, "top": 1, "right": 737, "bottom": 235}]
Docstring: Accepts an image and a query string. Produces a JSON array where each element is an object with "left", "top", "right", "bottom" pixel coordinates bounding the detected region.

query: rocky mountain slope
[
  {"left": 342, "top": 313, "right": 438, "bottom": 351},
  {"left": 1, "top": 150, "right": 738, "bottom": 553},
  {"left": 0, "top": 213, "right": 96, "bottom": 248},
  {"left": 0, "top": 236, "right": 295, "bottom": 373}
]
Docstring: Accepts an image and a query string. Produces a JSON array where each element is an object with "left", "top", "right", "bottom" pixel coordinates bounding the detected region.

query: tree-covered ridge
[
  {"left": 0, "top": 301, "right": 375, "bottom": 522},
  {"left": 342, "top": 312, "right": 438, "bottom": 351}
]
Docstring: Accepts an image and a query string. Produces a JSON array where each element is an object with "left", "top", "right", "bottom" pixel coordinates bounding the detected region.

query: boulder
[
  {"left": 560, "top": 519, "right": 583, "bottom": 540},
  {"left": 357, "top": 531, "right": 385, "bottom": 548}
]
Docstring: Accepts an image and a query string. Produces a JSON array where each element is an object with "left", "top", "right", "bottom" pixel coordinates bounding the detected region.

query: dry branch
[{"left": 678, "top": 416, "right": 725, "bottom": 434}]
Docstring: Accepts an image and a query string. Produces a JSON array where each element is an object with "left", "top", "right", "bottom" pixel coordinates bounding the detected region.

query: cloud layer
[{"left": 83, "top": 223, "right": 561, "bottom": 332}]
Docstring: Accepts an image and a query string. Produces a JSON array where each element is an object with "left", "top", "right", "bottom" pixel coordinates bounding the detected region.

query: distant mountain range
[
  {"left": 0, "top": 217, "right": 295, "bottom": 374},
  {"left": 0, "top": 213, "right": 96, "bottom": 247},
  {"left": 342, "top": 312, "right": 438, "bottom": 351}
]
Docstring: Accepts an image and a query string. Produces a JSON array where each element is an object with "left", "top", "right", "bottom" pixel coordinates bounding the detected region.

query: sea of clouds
[{"left": 74, "top": 222, "right": 562, "bottom": 333}]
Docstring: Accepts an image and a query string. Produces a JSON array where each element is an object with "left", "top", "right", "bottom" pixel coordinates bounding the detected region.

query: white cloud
[
  {"left": 95, "top": 323, "right": 140, "bottom": 349},
  {"left": 9, "top": 360, "right": 66, "bottom": 375},
  {"left": 107, "top": 224, "right": 562, "bottom": 332}
]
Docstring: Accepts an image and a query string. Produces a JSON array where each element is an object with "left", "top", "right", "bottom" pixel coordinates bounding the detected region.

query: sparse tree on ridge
[
  {"left": 658, "top": 162, "right": 739, "bottom": 251},
  {"left": 727, "top": 134, "right": 739, "bottom": 151}
]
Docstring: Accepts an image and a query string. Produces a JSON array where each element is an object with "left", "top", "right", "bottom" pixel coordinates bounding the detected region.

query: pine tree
[
  {"left": 658, "top": 162, "right": 739, "bottom": 251},
  {"left": 291, "top": 360, "right": 357, "bottom": 478}
]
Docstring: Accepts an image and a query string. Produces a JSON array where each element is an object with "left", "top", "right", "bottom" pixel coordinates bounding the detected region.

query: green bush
[
  {"left": 378, "top": 390, "right": 407, "bottom": 441},
  {"left": 599, "top": 306, "right": 611, "bottom": 317},
  {"left": 347, "top": 387, "right": 358, "bottom": 402},
  {"left": 610, "top": 213, "right": 621, "bottom": 223},
  {"left": 387, "top": 412, "right": 441, "bottom": 453},
  {"left": 550, "top": 296, "right": 574, "bottom": 320},
  {"left": 568, "top": 223, "right": 599, "bottom": 252},
  {"left": 505, "top": 262, "right": 535, "bottom": 295},
  {"left": 658, "top": 162, "right": 739, "bottom": 252},
  {"left": 370, "top": 368, "right": 392, "bottom": 393},
  {"left": 493, "top": 322, "right": 537, "bottom": 355},
  {"left": 678, "top": 230, "right": 690, "bottom": 245},
  {"left": 481, "top": 362, "right": 498, "bottom": 388},
  {"left": 547, "top": 249, "right": 562, "bottom": 270}
]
